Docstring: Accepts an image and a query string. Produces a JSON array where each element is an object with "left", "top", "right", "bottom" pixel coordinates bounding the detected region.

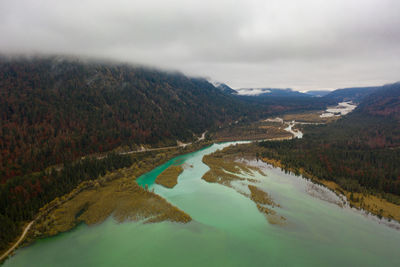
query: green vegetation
[{"left": 155, "top": 165, "right": 184, "bottom": 188}]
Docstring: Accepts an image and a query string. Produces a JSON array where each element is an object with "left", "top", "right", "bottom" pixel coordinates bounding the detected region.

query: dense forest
[
  {"left": 0, "top": 57, "right": 335, "bottom": 183},
  {"left": 259, "top": 83, "right": 400, "bottom": 197},
  {"left": 0, "top": 57, "right": 252, "bottom": 182},
  {"left": 237, "top": 94, "right": 332, "bottom": 113}
]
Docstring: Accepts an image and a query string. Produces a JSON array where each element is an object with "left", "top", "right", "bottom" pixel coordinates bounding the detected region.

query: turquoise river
[{"left": 3, "top": 142, "right": 400, "bottom": 266}]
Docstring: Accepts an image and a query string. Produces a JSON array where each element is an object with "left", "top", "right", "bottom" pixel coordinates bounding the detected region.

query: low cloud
[{"left": 1, "top": 0, "right": 399, "bottom": 90}]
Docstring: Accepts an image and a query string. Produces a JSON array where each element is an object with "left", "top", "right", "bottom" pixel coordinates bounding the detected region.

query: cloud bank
[{"left": 1, "top": 0, "right": 399, "bottom": 90}]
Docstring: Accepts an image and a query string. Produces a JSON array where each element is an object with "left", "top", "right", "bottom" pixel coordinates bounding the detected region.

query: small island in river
[{"left": 155, "top": 165, "right": 184, "bottom": 188}]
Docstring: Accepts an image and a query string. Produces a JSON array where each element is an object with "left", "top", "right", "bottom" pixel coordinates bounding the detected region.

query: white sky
[{"left": 1, "top": 0, "right": 399, "bottom": 90}]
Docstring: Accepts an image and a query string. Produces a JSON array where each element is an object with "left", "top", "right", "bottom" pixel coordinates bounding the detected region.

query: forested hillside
[
  {"left": 259, "top": 82, "right": 400, "bottom": 197},
  {"left": 356, "top": 82, "right": 400, "bottom": 120},
  {"left": 0, "top": 57, "right": 257, "bottom": 182},
  {"left": 1, "top": 57, "right": 347, "bottom": 183}
]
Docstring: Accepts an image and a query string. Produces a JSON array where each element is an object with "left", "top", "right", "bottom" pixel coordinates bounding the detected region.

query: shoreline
[
  {"left": 201, "top": 141, "right": 400, "bottom": 227},
  {"left": 201, "top": 145, "right": 286, "bottom": 225},
  {"left": 0, "top": 140, "right": 213, "bottom": 264},
  {"left": 3, "top": 137, "right": 399, "bottom": 263},
  {"left": 261, "top": 157, "right": 400, "bottom": 224}
]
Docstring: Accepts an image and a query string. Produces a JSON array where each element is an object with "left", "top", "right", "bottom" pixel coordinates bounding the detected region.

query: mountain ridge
[{"left": 0, "top": 57, "right": 253, "bottom": 181}]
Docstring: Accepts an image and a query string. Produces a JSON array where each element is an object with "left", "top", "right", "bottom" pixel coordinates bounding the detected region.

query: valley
[
  {"left": 2, "top": 1, "right": 399, "bottom": 265},
  {"left": 1, "top": 58, "right": 399, "bottom": 266}
]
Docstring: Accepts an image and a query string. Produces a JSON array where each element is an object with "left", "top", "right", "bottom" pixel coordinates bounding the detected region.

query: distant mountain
[
  {"left": 305, "top": 90, "right": 331, "bottom": 97},
  {"left": 324, "top": 86, "right": 381, "bottom": 103},
  {"left": 355, "top": 82, "right": 400, "bottom": 120},
  {"left": 235, "top": 88, "right": 309, "bottom": 97},
  {"left": 227, "top": 83, "right": 398, "bottom": 104}
]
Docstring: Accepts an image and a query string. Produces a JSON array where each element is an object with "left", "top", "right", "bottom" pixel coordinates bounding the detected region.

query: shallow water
[
  {"left": 4, "top": 143, "right": 400, "bottom": 267},
  {"left": 320, "top": 101, "right": 357, "bottom": 118}
]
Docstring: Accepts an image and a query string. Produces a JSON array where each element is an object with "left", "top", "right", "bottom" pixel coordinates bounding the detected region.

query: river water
[{"left": 4, "top": 143, "right": 400, "bottom": 267}]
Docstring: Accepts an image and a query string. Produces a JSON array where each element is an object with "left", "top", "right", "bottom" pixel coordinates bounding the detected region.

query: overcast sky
[{"left": 1, "top": 0, "right": 399, "bottom": 90}]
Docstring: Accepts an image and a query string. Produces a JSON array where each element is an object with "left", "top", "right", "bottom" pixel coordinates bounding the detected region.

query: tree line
[{"left": 0, "top": 153, "right": 133, "bottom": 251}]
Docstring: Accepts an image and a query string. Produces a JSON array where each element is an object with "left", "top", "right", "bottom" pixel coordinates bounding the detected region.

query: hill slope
[
  {"left": 305, "top": 90, "right": 331, "bottom": 97},
  {"left": 0, "top": 57, "right": 251, "bottom": 181},
  {"left": 324, "top": 85, "right": 381, "bottom": 103},
  {"left": 214, "top": 82, "right": 238, "bottom": 94},
  {"left": 356, "top": 82, "right": 400, "bottom": 120}
]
